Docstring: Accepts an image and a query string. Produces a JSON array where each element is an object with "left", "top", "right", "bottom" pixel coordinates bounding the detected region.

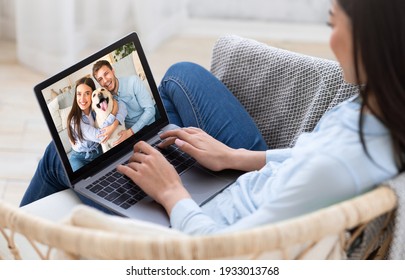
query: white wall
[
  {"left": 187, "top": 0, "right": 330, "bottom": 23},
  {"left": 4, "top": 0, "right": 329, "bottom": 74},
  {"left": 2, "top": 0, "right": 331, "bottom": 42},
  {"left": 14, "top": 0, "right": 187, "bottom": 75},
  {"left": 0, "top": 0, "right": 16, "bottom": 40}
]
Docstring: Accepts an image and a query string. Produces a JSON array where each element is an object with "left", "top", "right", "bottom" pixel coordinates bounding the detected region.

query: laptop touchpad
[{"left": 181, "top": 166, "right": 233, "bottom": 205}]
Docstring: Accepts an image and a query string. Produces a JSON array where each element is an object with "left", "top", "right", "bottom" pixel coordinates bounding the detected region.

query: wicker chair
[{"left": 0, "top": 35, "right": 399, "bottom": 260}]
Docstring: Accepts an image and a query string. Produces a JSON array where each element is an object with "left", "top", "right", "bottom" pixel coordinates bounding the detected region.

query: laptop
[{"left": 34, "top": 32, "right": 239, "bottom": 226}]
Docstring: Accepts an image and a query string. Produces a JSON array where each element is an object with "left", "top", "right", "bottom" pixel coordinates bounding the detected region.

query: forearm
[
  {"left": 115, "top": 100, "right": 127, "bottom": 125},
  {"left": 157, "top": 185, "right": 191, "bottom": 216},
  {"left": 225, "top": 148, "right": 266, "bottom": 171},
  {"left": 130, "top": 106, "right": 155, "bottom": 133}
]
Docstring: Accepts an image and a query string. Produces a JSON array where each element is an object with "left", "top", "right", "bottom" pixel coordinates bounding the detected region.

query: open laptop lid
[{"left": 34, "top": 32, "right": 168, "bottom": 186}]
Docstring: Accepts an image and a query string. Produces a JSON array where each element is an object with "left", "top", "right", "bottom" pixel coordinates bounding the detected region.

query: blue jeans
[
  {"left": 20, "top": 62, "right": 267, "bottom": 207},
  {"left": 159, "top": 62, "right": 267, "bottom": 151},
  {"left": 20, "top": 143, "right": 110, "bottom": 212},
  {"left": 69, "top": 146, "right": 103, "bottom": 172}
]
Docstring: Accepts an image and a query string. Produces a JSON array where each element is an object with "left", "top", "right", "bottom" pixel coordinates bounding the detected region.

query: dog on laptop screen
[{"left": 92, "top": 87, "right": 126, "bottom": 152}]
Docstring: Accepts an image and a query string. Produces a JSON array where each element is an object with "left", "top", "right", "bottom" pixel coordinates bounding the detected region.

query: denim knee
[{"left": 163, "top": 62, "right": 206, "bottom": 79}]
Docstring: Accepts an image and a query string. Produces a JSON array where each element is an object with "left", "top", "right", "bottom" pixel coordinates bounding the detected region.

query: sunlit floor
[{"left": 0, "top": 19, "right": 334, "bottom": 208}]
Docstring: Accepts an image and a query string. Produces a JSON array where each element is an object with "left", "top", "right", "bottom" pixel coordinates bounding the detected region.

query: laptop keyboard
[{"left": 85, "top": 142, "right": 196, "bottom": 210}]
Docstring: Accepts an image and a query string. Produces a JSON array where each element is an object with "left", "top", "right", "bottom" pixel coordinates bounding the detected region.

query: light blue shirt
[
  {"left": 170, "top": 96, "right": 398, "bottom": 235},
  {"left": 117, "top": 76, "right": 155, "bottom": 133}
]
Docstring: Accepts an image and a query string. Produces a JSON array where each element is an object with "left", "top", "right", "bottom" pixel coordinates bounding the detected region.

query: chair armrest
[
  {"left": 210, "top": 35, "right": 358, "bottom": 148},
  {"left": 0, "top": 185, "right": 396, "bottom": 260}
]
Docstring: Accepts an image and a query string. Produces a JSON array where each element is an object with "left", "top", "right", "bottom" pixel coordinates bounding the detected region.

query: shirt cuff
[
  {"left": 265, "top": 148, "right": 292, "bottom": 164},
  {"left": 102, "top": 114, "right": 115, "bottom": 127},
  {"left": 170, "top": 198, "right": 202, "bottom": 230}
]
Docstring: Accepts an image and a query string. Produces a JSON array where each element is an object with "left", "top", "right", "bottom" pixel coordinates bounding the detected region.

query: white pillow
[
  {"left": 47, "top": 97, "right": 62, "bottom": 132},
  {"left": 59, "top": 129, "right": 72, "bottom": 154},
  {"left": 59, "top": 106, "right": 72, "bottom": 130},
  {"left": 57, "top": 90, "right": 75, "bottom": 109}
]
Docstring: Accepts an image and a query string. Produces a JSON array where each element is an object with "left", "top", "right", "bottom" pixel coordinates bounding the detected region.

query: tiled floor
[{"left": 0, "top": 19, "right": 334, "bottom": 208}]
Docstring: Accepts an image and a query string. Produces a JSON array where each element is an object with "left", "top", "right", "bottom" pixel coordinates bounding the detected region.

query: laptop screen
[{"left": 34, "top": 32, "right": 168, "bottom": 185}]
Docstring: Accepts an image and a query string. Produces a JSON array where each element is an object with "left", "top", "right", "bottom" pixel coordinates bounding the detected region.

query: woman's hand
[
  {"left": 159, "top": 127, "right": 267, "bottom": 172},
  {"left": 98, "top": 120, "right": 118, "bottom": 143},
  {"left": 113, "top": 129, "right": 134, "bottom": 146},
  {"left": 159, "top": 127, "right": 236, "bottom": 171},
  {"left": 117, "top": 141, "right": 191, "bottom": 214}
]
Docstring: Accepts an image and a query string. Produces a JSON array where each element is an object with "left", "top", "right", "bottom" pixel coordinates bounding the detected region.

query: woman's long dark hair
[
  {"left": 337, "top": 0, "right": 405, "bottom": 171},
  {"left": 67, "top": 77, "right": 96, "bottom": 145}
]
